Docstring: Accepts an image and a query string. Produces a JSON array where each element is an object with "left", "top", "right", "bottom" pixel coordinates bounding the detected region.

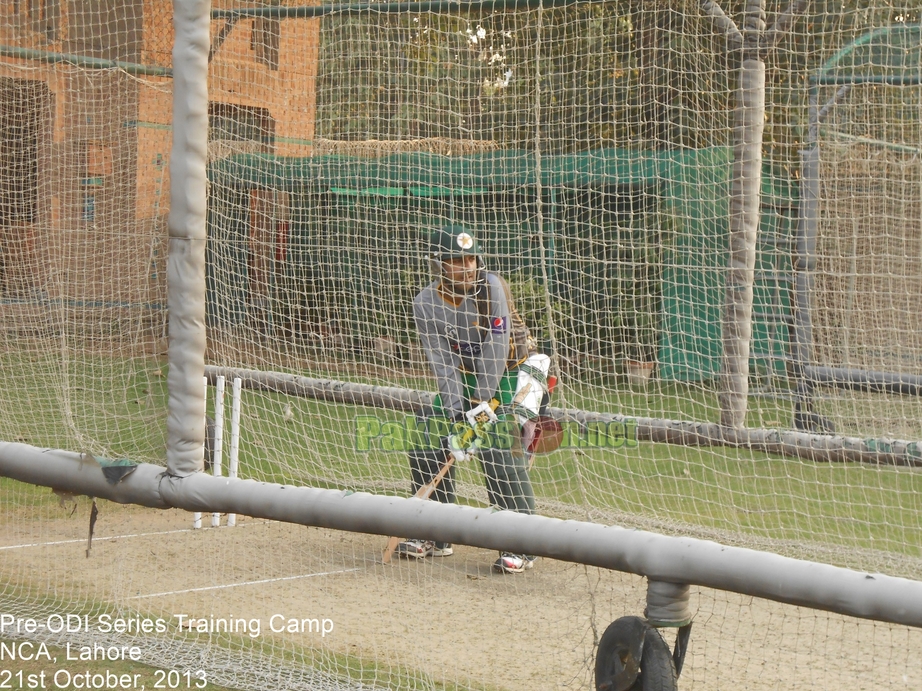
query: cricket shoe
[
  {"left": 396, "top": 539, "right": 454, "bottom": 559},
  {"left": 432, "top": 542, "right": 454, "bottom": 557},
  {"left": 493, "top": 552, "right": 535, "bottom": 574}
]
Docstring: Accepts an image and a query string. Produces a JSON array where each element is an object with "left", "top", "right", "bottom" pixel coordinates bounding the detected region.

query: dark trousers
[{"left": 408, "top": 435, "right": 536, "bottom": 515}]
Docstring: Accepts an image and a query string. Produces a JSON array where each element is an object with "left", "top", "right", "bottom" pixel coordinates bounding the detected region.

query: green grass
[
  {"left": 1, "top": 353, "right": 921, "bottom": 565},
  {"left": 223, "top": 377, "right": 922, "bottom": 564},
  {"left": 0, "top": 351, "right": 169, "bottom": 464}
]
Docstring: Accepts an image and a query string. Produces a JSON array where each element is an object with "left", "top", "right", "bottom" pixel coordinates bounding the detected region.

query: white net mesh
[{"left": 1, "top": 2, "right": 921, "bottom": 690}]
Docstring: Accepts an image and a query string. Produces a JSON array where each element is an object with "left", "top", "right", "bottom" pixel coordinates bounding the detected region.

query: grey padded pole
[
  {"left": 1, "top": 441, "right": 920, "bottom": 629},
  {"left": 167, "top": 0, "right": 210, "bottom": 477}
]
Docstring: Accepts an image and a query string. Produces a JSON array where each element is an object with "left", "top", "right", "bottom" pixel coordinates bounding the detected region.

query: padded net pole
[{"left": 166, "top": 0, "right": 210, "bottom": 477}]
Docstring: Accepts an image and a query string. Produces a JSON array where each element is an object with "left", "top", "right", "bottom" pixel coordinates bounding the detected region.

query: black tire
[
  {"left": 595, "top": 616, "right": 678, "bottom": 691},
  {"left": 634, "top": 626, "right": 678, "bottom": 691}
]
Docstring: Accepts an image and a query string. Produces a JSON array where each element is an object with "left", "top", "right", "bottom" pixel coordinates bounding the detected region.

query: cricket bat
[{"left": 381, "top": 455, "right": 455, "bottom": 564}]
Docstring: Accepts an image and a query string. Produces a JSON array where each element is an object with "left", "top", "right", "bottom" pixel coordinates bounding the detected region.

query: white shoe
[
  {"left": 396, "top": 539, "right": 433, "bottom": 559},
  {"left": 396, "top": 540, "right": 453, "bottom": 559},
  {"left": 493, "top": 552, "right": 532, "bottom": 574},
  {"left": 431, "top": 542, "right": 454, "bottom": 557}
]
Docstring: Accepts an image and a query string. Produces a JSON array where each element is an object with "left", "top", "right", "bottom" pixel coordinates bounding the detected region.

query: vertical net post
[{"left": 166, "top": 0, "right": 210, "bottom": 477}]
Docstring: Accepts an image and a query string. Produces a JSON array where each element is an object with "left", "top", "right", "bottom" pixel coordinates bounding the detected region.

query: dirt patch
[{"left": 1, "top": 502, "right": 920, "bottom": 690}]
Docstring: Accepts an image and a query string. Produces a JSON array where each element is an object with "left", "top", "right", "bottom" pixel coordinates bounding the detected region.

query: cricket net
[{"left": 0, "top": 1, "right": 921, "bottom": 690}]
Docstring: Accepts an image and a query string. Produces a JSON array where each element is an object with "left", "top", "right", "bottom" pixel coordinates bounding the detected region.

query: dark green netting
[{"left": 207, "top": 148, "right": 795, "bottom": 382}]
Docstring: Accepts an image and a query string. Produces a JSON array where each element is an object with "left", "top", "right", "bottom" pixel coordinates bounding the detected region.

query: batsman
[{"left": 396, "top": 225, "right": 552, "bottom": 574}]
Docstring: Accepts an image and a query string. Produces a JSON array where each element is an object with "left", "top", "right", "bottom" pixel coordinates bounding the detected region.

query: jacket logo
[
  {"left": 454, "top": 342, "right": 482, "bottom": 356},
  {"left": 491, "top": 317, "right": 508, "bottom": 334}
]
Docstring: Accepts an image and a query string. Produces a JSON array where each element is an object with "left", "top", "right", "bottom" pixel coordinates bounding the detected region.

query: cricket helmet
[
  {"left": 426, "top": 225, "right": 486, "bottom": 293},
  {"left": 428, "top": 225, "right": 482, "bottom": 260}
]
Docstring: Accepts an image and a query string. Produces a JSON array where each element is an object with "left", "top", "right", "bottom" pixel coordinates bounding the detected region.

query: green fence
[{"left": 207, "top": 148, "right": 795, "bottom": 382}]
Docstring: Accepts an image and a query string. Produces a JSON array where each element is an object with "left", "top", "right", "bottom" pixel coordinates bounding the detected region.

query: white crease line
[
  {"left": 0, "top": 520, "right": 275, "bottom": 551},
  {"left": 127, "top": 568, "right": 361, "bottom": 599}
]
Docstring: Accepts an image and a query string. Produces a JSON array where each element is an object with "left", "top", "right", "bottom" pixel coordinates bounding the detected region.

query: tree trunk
[{"left": 719, "top": 0, "right": 765, "bottom": 428}]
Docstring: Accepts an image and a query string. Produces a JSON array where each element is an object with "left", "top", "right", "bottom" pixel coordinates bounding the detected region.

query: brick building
[{"left": 0, "top": 1, "right": 320, "bottom": 343}]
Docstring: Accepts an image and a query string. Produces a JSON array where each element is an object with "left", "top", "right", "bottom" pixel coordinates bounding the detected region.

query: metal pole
[
  {"left": 791, "top": 87, "right": 820, "bottom": 418},
  {"left": 791, "top": 84, "right": 852, "bottom": 431},
  {"left": 212, "top": 0, "right": 585, "bottom": 19}
]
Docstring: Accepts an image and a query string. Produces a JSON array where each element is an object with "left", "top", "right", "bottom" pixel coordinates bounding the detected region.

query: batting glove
[
  {"left": 447, "top": 428, "right": 482, "bottom": 462},
  {"left": 465, "top": 399, "right": 499, "bottom": 427}
]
